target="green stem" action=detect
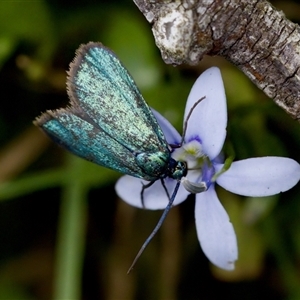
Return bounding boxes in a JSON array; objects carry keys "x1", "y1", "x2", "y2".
[{"x1": 53, "y1": 158, "x2": 88, "y2": 299}]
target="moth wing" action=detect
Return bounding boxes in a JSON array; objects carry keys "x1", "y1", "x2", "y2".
[
  {"x1": 35, "y1": 107, "x2": 149, "y2": 179},
  {"x1": 67, "y1": 42, "x2": 168, "y2": 155}
]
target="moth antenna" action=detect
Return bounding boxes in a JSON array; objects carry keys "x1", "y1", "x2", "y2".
[
  {"x1": 127, "y1": 181, "x2": 181, "y2": 274},
  {"x1": 180, "y1": 96, "x2": 206, "y2": 146}
]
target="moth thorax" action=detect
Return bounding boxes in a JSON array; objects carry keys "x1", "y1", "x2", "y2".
[{"x1": 135, "y1": 151, "x2": 170, "y2": 179}]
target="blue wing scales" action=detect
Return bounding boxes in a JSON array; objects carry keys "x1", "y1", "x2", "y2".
[
  {"x1": 67, "y1": 43, "x2": 168, "y2": 155},
  {"x1": 38, "y1": 108, "x2": 149, "y2": 179},
  {"x1": 34, "y1": 42, "x2": 171, "y2": 180}
]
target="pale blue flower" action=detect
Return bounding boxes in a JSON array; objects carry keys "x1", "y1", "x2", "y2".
[{"x1": 116, "y1": 67, "x2": 300, "y2": 270}]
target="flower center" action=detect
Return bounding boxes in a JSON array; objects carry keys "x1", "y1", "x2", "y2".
[{"x1": 171, "y1": 138, "x2": 215, "y2": 192}]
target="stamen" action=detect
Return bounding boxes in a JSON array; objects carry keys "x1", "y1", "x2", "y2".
[{"x1": 181, "y1": 177, "x2": 207, "y2": 194}]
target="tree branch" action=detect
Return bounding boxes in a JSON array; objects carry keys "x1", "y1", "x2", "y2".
[{"x1": 134, "y1": 0, "x2": 300, "y2": 121}]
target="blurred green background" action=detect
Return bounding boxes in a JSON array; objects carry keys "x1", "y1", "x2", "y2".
[{"x1": 0, "y1": 0, "x2": 300, "y2": 299}]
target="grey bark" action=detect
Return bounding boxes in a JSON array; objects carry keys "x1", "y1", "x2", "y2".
[{"x1": 133, "y1": 0, "x2": 300, "y2": 121}]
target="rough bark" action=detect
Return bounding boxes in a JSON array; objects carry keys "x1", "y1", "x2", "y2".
[{"x1": 133, "y1": 0, "x2": 300, "y2": 121}]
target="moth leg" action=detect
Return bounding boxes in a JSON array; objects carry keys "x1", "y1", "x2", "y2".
[
  {"x1": 140, "y1": 179, "x2": 171, "y2": 208},
  {"x1": 160, "y1": 178, "x2": 171, "y2": 201},
  {"x1": 140, "y1": 180, "x2": 155, "y2": 208}
]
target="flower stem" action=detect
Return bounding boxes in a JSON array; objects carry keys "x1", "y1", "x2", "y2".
[{"x1": 53, "y1": 157, "x2": 88, "y2": 299}]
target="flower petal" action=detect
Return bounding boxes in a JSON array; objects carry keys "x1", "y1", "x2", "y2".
[
  {"x1": 215, "y1": 157, "x2": 300, "y2": 197},
  {"x1": 115, "y1": 175, "x2": 190, "y2": 209},
  {"x1": 184, "y1": 67, "x2": 227, "y2": 160},
  {"x1": 195, "y1": 186, "x2": 237, "y2": 270},
  {"x1": 152, "y1": 109, "x2": 181, "y2": 144}
]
